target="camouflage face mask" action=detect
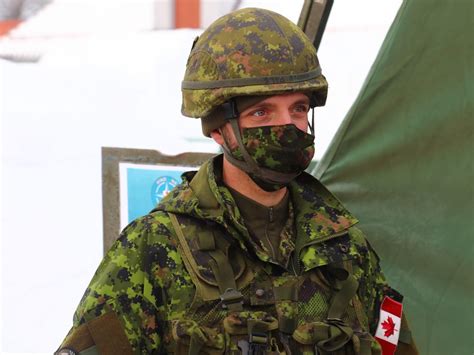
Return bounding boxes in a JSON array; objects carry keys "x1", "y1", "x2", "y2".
[{"x1": 222, "y1": 124, "x2": 315, "y2": 191}]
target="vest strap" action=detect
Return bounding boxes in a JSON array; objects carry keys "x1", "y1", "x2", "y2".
[
  {"x1": 207, "y1": 238, "x2": 244, "y2": 312},
  {"x1": 273, "y1": 286, "x2": 298, "y2": 301},
  {"x1": 274, "y1": 281, "x2": 299, "y2": 354},
  {"x1": 188, "y1": 332, "x2": 204, "y2": 355},
  {"x1": 327, "y1": 274, "x2": 359, "y2": 320},
  {"x1": 219, "y1": 287, "x2": 244, "y2": 312},
  {"x1": 358, "y1": 336, "x2": 373, "y2": 355},
  {"x1": 197, "y1": 231, "x2": 215, "y2": 251},
  {"x1": 237, "y1": 319, "x2": 275, "y2": 355}
]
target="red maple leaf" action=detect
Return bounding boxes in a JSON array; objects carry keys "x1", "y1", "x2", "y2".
[{"x1": 381, "y1": 316, "x2": 397, "y2": 337}]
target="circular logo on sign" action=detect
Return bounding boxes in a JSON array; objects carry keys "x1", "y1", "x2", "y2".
[{"x1": 151, "y1": 176, "x2": 178, "y2": 205}]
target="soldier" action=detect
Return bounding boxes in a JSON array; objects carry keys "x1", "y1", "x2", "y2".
[{"x1": 56, "y1": 8, "x2": 417, "y2": 355}]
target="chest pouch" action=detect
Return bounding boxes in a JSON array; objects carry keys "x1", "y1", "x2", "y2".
[
  {"x1": 172, "y1": 319, "x2": 226, "y2": 355},
  {"x1": 292, "y1": 265, "x2": 378, "y2": 355}
]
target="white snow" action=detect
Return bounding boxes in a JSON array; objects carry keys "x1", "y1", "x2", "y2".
[{"x1": 1, "y1": 1, "x2": 401, "y2": 353}]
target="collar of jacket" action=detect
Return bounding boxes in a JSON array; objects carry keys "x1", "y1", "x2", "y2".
[{"x1": 155, "y1": 155, "x2": 358, "y2": 266}]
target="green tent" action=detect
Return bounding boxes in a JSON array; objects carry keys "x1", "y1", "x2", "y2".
[{"x1": 312, "y1": 1, "x2": 473, "y2": 354}]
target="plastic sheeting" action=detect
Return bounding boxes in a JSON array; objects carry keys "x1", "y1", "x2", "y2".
[{"x1": 312, "y1": 1, "x2": 473, "y2": 354}]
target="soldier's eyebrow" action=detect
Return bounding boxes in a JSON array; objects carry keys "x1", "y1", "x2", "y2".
[
  {"x1": 242, "y1": 101, "x2": 274, "y2": 114},
  {"x1": 250, "y1": 102, "x2": 273, "y2": 110},
  {"x1": 242, "y1": 97, "x2": 311, "y2": 114}
]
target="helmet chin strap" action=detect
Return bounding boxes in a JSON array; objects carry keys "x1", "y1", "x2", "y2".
[
  {"x1": 308, "y1": 92, "x2": 317, "y2": 136},
  {"x1": 220, "y1": 100, "x2": 300, "y2": 186}
]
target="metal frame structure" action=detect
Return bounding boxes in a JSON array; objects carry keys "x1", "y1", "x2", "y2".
[
  {"x1": 101, "y1": 147, "x2": 214, "y2": 254},
  {"x1": 298, "y1": 0, "x2": 334, "y2": 50}
]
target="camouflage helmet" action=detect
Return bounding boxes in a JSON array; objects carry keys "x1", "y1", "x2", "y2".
[{"x1": 181, "y1": 7, "x2": 328, "y2": 119}]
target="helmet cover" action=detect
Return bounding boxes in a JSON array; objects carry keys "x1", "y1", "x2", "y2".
[{"x1": 181, "y1": 7, "x2": 328, "y2": 119}]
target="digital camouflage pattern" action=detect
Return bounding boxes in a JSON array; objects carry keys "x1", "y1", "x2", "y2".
[
  {"x1": 181, "y1": 8, "x2": 328, "y2": 118},
  {"x1": 60, "y1": 156, "x2": 409, "y2": 354},
  {"x1": 230, "y1": 124, "x2": 315, "y2": 174}
]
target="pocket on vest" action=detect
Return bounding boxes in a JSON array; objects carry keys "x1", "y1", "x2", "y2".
[{"x1": 172, "y1": 319, "x2": 225, "y2": 354}]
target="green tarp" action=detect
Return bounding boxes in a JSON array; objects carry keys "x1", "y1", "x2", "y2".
[{"x1": 312, "y1": 1, "x2": 473, "y2": 354}]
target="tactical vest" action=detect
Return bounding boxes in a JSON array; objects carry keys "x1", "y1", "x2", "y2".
[{"x1": 167, "y1": 213, "x2": 383, "y2": 355}]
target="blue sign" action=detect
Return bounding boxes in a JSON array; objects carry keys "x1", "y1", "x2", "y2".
[
  {"x1": 150, "y1": 176, "x2": 179, "y2": 206},
  {"x1": 119, "y1": 163, "x2": 193, "y2": 227}
]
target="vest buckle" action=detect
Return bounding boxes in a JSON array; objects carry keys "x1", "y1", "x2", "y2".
[
  {"x1": 220, "y1": 288, "x2": 244, "y2": 311},
  {"x1": 238, "y1": 332, "x2": 268, "y2": 355}
]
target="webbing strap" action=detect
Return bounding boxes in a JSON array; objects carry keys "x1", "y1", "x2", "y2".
[
  {"x1": 317, "y1": 321, "x2": 354, "y2": 352},
  {"x1": 351, "y1": 333, "x2": 375, "y2": 355},
  {"x1": 274, "y1": 282, "x2": 299, "y2": 354},
  {"x1": 197, "y1": 231, "x2": 215, "y2": 251},
  {"x1": 278, "y1": 316, "x2": 298, "y2": 334},
  {"x1": 208, "y1": 248, "x2": 244, "y2": 312},
  {"x1": 319, "y1": 274, "x2": 359, "y2": 352},
  {"x1": 227, "y1": 118, "x2": 261, "y2": 176},
  {"x1": 169, "y1": 212, "x2": 243, "y2": 312},
  {"x1": 327, "y1": 274, "x2": 359, "y2": 320},
  {"x1": 208, "y1": 249, "x2": 238, "y2": 292},
  {"x1": 358, "y1": 336, "x2": 373, "y2": 355},
  {"x1": 188, "y1": 333, "x2": 204, "y2": 355},
  {"x1": 248, "y1": 319, "x2": 274, "y2": 336},
  {"x1": 237, "y1": 320, "x2": 275, "y2": 354},
  {"x1": 273, "y1": 286, "x2": 297, "y2": 301}
]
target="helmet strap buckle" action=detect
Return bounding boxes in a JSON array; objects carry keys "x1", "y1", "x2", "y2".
[
  {"x1": 309, "y1": 92, "x2": 318, "y2": 108},
  {"x1": 222, "y1": 99, "x2": 239, "y2": 120}
]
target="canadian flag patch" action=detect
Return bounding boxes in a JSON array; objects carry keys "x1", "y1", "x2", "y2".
[{"x1": 375, "y1": 296, "x2": 403, "y2": 355}]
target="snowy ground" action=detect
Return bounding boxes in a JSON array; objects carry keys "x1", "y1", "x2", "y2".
[{"x1": 1, "y1": 1, "x2": 401, "y2": 353}]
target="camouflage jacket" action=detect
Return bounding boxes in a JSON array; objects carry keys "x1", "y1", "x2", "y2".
[{"x1": 59, "y1": 156, "x2": 415, "y2": 355}]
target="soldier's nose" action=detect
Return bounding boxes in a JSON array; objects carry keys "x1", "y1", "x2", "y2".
[{"x1": 274, "y1": 110, "x2": 293, "y2": 125}]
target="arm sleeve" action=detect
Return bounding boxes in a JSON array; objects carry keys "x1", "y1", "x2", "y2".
[
  {"x1": 362, "y1": 236, "x2": 419, "y2": 354},
  {"x1": 58, "y1": 214, "x2": 178, "y2": 354}
]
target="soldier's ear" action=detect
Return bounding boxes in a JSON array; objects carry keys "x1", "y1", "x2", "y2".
[{"x1": 210, "y1": 128, "x2": 225, "y2": 145}]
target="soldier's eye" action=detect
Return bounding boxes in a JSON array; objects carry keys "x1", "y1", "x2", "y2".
[
  {"x1": 293, "y1": 104, "x2": 309, "y2": 113},
  {"x1": 251, "y1": 109, "x2": 267, "y2": 117}
]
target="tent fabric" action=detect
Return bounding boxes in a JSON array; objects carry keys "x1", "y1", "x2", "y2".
[{"x1": 312, "y1": 1, "x2": 473, "y2": 354}]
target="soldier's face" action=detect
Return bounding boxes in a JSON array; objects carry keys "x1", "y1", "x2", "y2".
[
  {"x1": 212, "y1": 92, "x2": 311, "y2": 149},
  {"x1": 238, "y1": 92, "x2": 310, "y2": 130}
]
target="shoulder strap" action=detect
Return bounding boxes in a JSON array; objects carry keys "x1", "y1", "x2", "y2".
[
  {"x1": 170, "y1": 213, "x2": 247, "y2": 355},
  {"x1": 326, "y1": 263, "x2": 359, "y2": 321},
  {"x1": 208, "y1": 245, "x2": 244, "y2": 312},
  {"x1": 169, "y1": 212, "x2": 245, "y2": 311}
]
